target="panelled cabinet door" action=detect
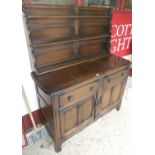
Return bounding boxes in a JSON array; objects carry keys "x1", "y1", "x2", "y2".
[
  {"x1": 59, "y1": 95, "x2": 96, "y2": 140},
  {"x1": 99, "y1": 70, "x2": 128, "y2": 115}
]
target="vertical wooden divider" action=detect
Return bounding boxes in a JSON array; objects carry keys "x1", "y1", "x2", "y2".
[{"x1": 73, "y1": 6, "x2": 80, "y2": 58}]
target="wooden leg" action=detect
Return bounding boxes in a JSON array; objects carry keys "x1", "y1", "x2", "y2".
[
  {"x1": 53, "y1": 130, "x2": 62, "y2": 152},
  {"x1": 54, "y1": 143, "x2": 62, "y2": 152},
  {"x1": 116, "y1": 104, "x2": 121, "y2": 111},
  {"x1": 52, "y1": 99, "x2": 62, "y2": 152}
]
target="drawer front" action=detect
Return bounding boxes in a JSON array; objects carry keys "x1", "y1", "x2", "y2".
[
  {"x1": 59, "y1": 81, "x2": 98, "y2": 108},
  {"x1": 104, "y1": 70, "x2": 128, "y2": 89}
]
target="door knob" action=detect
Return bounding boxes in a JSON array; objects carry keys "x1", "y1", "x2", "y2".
[{"x1": 68, "y1": 95, "x2": 74, "y2": 101}]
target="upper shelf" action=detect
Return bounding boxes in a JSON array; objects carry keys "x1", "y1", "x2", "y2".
[
  {"x1": 27, "y1": 15, "x2": 110, "y2": 19},
  {"x1": 23, "y1": 4, "x2": 112, "y2": 74},
  {"x1": 23, "y1": 4, "x2": 111, "y2": 16}
]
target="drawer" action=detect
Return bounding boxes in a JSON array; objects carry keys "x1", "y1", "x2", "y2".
[
  {"x1": 104, "y1": 70, "x2": 128, "y2": 88},
  {"x1": 59, "y1": 81, "x2": 98, "y2": 108}
]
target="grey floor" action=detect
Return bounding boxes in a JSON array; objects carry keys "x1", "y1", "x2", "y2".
[{"x1": 23, "y1": 83, "x2": 132, "y2": 155}]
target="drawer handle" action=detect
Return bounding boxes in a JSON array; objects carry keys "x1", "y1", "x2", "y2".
[
  {"x1": 107, "y1": 79, "x2": 110, "y2": 82},
  {"x1": 89, "y1": 86, "x2": 94, "y2": 91},
  {"x1": 68, "y1": 95, "x2": 74, "y2": 102}
]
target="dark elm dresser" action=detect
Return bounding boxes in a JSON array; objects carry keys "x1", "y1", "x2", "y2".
[{"x1": 22, "y1": 4, "x2": 131, "y2": 152}]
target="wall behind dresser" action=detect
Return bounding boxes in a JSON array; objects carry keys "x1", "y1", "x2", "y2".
[{"x1": 22, "y1": 28, "x2": 38, "y2": 116}]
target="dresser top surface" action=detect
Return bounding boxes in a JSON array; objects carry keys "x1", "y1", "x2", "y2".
[{"x1": 32, "y1": 55, "x2": 130, "y2": 94}]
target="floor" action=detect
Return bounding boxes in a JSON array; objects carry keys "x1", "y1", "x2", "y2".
[{"x1": 23, "y1": 80, "x2": 132, "y2": 155}]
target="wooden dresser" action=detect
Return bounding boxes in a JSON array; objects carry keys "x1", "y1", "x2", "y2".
[{"x1": 23, "y1": 4, "x2": 131, "y2": 152}]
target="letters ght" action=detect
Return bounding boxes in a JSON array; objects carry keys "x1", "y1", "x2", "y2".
[{"x1": 111, "y1": 24, "x2": 132, "y2": 53}]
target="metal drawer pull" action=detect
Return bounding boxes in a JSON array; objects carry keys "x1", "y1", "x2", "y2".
[
  {"x1": 89, "y1": 86, "x2": 94, "y2": 91},
  {"x1": 68, "y1": 95, "x2": 74, "y2": 101}
]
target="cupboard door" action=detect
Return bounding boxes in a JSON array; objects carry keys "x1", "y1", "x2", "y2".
[
  {"x1": 100, "y1": 70, "x2": 128, "y2": 115},
  {"x1": 59, "y1": 95, "x2": 96, "y2": 140}
]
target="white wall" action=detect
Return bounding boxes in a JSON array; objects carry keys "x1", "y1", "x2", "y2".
[
  {"x1": 22, "y1": 23, "x2": 38, "y2": 116},
  {"x1": 123, "y1": 54, "x2": 132, "y2": 62}
]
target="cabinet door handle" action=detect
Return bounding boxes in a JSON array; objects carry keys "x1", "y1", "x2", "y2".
[
  {"x1": 97, "y1": 97, "x2": 102, "y2": 106},
  {"x1": 68, "y1": 95, "x2": 74, "y2": 101},
  {"x1": 95, "y1": 97, "x2": 102, "y2": 106},
  {"x1": 100, "y1": 97, "x2": 102, "y2": 105},
  {"x1": 95, "y1": 98, "x2": 99, "y2": 105}
]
